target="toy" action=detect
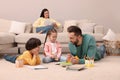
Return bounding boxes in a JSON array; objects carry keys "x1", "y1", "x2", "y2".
[{"x1": 85, "y1": 56, "x2": 94, "y2": 67}]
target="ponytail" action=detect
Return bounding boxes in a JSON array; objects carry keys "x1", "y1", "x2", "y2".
[{"x1": 43, "y1": 28, "x2": 57, "y2": 55}]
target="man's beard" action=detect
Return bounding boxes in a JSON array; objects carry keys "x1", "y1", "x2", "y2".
[{"x1": 72, "y1": 39, "x2": 79, "y2": 47}]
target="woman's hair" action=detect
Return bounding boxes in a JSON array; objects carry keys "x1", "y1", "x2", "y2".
[
  {"x1": 25, "y1": 38, "x2": 41, "y2": 50},
  {"x1": 67, "y1": 26, "x2": 82, "y2": 36},
  {"x1": 43, "y1": 28, "x2": 57, "y2": 48},
  {"x1": 40, "y1": 8, "x2": 49, "y2": 18}
]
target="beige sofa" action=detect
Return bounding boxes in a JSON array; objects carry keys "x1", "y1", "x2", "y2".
[
  {"x1": 0, "y1": 18, "x2": 32, "y2": 53},
  {"x1": 15, "y1": 19, "x2": 105, "y2": 53},
  {"x1": 0, "y1": 18, "x2": 105, "y2": 54}
]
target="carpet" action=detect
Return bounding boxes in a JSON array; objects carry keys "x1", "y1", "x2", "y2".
[{"x1": 0, "y1": 56, "x2": 120, "y2": 80}]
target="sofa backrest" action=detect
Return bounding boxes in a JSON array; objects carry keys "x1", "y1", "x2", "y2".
[{"x1": 0, "y1": 18, "x2": 32, "y2": 33}]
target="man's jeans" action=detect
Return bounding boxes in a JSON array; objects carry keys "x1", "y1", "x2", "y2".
[{"x1": 97, "y1": 45, "x2": 106, "y2": 58}]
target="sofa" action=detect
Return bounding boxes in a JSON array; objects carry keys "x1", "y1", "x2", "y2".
[
  {"x1": 0, "y1": 18, "x2": 32, "y2": 53},
  {"x1": 0, "y1": 18, "x2": 105, "y2": 54}
]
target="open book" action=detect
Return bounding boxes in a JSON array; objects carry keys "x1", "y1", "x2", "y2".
[
  {"x1": 66, "y1": 65, "x2": 85, "y2": 71},
  {"x1": 26, "y1": 65, "x2": 48, "y2": 70}
]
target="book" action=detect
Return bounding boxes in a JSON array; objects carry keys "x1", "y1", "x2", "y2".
[
  {"x1": 61, "y1": 62, "x2": 72, "y2": 67},
  {"x1": 66, "y1": 65, "x2": 85, "y2": 71},
  {"x1": 26, "y1": 65, "x2": 48, "y2": 70}
]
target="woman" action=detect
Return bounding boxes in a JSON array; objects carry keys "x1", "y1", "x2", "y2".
[{"x1": 33, "y1": 8, "x2": 61, "y2": 34}]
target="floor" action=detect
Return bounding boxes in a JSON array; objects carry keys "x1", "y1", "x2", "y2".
[{"x1": 0, "y1": 55, "x2": 120, "y2": 80}]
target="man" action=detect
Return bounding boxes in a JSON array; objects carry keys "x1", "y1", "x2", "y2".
[{"x1": 67, "y1": 26, "x2": 105, "y2": 64}]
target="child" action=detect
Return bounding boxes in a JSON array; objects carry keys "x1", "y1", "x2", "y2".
[
  {"x1": 4, "y1": 38, "x2": 41, "y2": 66},
  {"x1": 43, "y1": 28, "x2": 66, "y2": 63}
]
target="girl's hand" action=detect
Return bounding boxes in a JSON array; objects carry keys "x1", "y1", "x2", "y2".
[
  {"x1": 32, "y1": 50, "x2": 39, "y2": 55},
  {"x1": 66, "y1": 53, "x2": 72, "y2": 62}
]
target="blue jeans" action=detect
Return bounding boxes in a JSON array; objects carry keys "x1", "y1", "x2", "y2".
[
  {"x1": 4, "y1": 55, "x2": 18, "y2": 63},
  {"x1": 36, "y1": 25, "x2": 54, "y2": 34},
  {"x1": 42, "y1": 56, "x2": 66, "y2": 63},
  {"x1": 97, "y1": 45, "x2": 106, "y2": 58}
]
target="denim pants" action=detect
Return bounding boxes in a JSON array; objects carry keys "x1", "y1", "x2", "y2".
[
  {"x1": 36, "y1": 25, "x2": 54, "y2": 34},
  {"x1": 97, "y1": 45, "x2": 106, "y2": 58},
  {"x1": 4, "y1": 55, "x2": 18, "y2": 63},
  {"x1": 42, "y1": 56, "x2": 66, "y2": 63}
]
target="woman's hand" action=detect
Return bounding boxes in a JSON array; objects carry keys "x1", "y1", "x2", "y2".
[{"x1": 52, "y1": 22, "x2": 58, "y2": 28}]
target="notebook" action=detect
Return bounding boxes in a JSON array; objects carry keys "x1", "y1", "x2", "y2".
[{"x1": 26, "y1": 65, "x2": 48, "y2": 70}]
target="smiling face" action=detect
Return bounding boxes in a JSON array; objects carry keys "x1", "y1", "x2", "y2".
[
  {"x1": 44, "y1": 11, "x2": 49, "y2": 19},
  {"x1": 68, "y1": 32, "x2": 82, "y2": 46},
  {"x1": 48, "y1": 32, "x2": 57, "y2": 43}
]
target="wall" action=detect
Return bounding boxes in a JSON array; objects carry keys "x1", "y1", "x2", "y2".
[{"x1": 0, "y1": 0, "x2": 120, "y2": 33}]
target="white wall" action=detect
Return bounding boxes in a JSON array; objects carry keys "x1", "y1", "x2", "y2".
[{"x1": 0, "y1": 0, "x2": 120, "y2": 33}]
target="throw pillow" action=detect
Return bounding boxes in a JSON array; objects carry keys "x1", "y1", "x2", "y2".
[
  {"x1": 9, "y1": 21, "x2": 26, "y2": 34},
  {"x1": 78, "y1": 23, "x2": 96, "y2": 33},
  {"x1": 102, "y1": 29, "x2": 117, "y2": 41},
  {"x1": 63, "y1": 20, "x2": 78, "y2": 32}
]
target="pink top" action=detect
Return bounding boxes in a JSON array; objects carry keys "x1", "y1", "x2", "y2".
[{"x1": 44, "y1": 41, "x2": 62, "y2": 58}]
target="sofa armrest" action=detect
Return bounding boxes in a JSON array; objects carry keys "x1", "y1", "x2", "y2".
[
  {"x1": 32, "y1": 27, "x2": 36, "y2": 33},
  {"x1": 24, "y1": 23, "x2": 33, "y2": 33}
]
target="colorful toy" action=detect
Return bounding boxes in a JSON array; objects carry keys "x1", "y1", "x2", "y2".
[{"x1": 85, "y1": 56, "x2": 94, "y2": 67}]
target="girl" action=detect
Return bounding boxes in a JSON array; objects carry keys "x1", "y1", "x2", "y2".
[
  {"x1": 33, "y1": 8, "x2": 61, "y2": 34},
  {"x1": 43, "y1": 28, "x2": 66, "y2": 63},
  {"x1": 4, "y1": 38, "x2": 41, "y2": 66}
]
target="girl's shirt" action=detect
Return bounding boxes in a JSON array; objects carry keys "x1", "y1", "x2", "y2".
[
  {"x1": 44, "y1": 41, "x2": 61, "y2": 58},
  {"x1": 51, "y1": 43, "x2": 57, "y2": 55},
  {"x1": 33, "y1": 17, "x2": 61, "y2": 28},
  {"x1": 16, "y1": 51, "x2": 41, "y2": 66}
]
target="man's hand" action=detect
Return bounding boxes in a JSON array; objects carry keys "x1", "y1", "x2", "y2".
[{"x1": 71, "y1": 57, "x2": 79, "y2": 64}]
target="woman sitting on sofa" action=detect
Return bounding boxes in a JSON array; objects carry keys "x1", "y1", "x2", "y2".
[{"x1": 33, "y1": 8, "x2": 61, "y2": 34}]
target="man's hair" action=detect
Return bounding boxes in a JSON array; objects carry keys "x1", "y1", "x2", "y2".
[
  {"x1": 67, "y1": 26, "x2": 82, "y2": 36},
  {"x1": 25, "y1": 38, "x2": 41, "y2": 50}
]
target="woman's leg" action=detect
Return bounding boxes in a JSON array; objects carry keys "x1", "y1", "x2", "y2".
[
  {"x1": 42, "y1": 25, "x2": 54, "y2": 33},
  {"x1": 42, "y1": 56, "x2": 54, "y2": 63},
  {"x1": 4, "y1": 55, "x2": 18, "y2": 63},
  {"x1": 36, "y1": 27, "x2": 44, "y2": 33},
  {"x1": 97, "y1": 45, "x2": 106, "y2": 58},
  {"x1": 36, "y1": 25, "x2": 54, "y2": 34}
]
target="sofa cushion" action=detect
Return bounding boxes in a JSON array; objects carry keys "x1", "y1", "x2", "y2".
[
  {"x1": 63, "y1": 20, "x2": 78, "y2": 32},
  {"x1": 9, "y1": 21, "x2": 26, "y2": 34},
  {"x1": 103, "y1": 29, "x2": 117, "y2": 41},
  {"x1": 94, "y1": 25, "x2": 104, "y2": 34},
  {"x1": 0, "y1": 32, "x2": 15, "y2": 44},
  {"x1": 15, "y1": 33, "x2": 46, "y2": 44},
  {"x1": 24, "y1": 23, "x2": 33, "y2": 33},
  {"x1": 78, "y1": 23, "x2": 96, "y2": 33},
  {"x1": 57, "y1": 33, "x2": 69, "y2": 43}
]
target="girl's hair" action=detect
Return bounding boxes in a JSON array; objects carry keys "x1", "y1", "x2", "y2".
[
  {"x1": 40, "y1": 8, "x2": 49, "y2": 18},
  {"x1": 25, "y1": 38, "x2": 41, "y2": 50},
  {"x1": 43, "y1": 28, "x2": 57, "y2": 48}
]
